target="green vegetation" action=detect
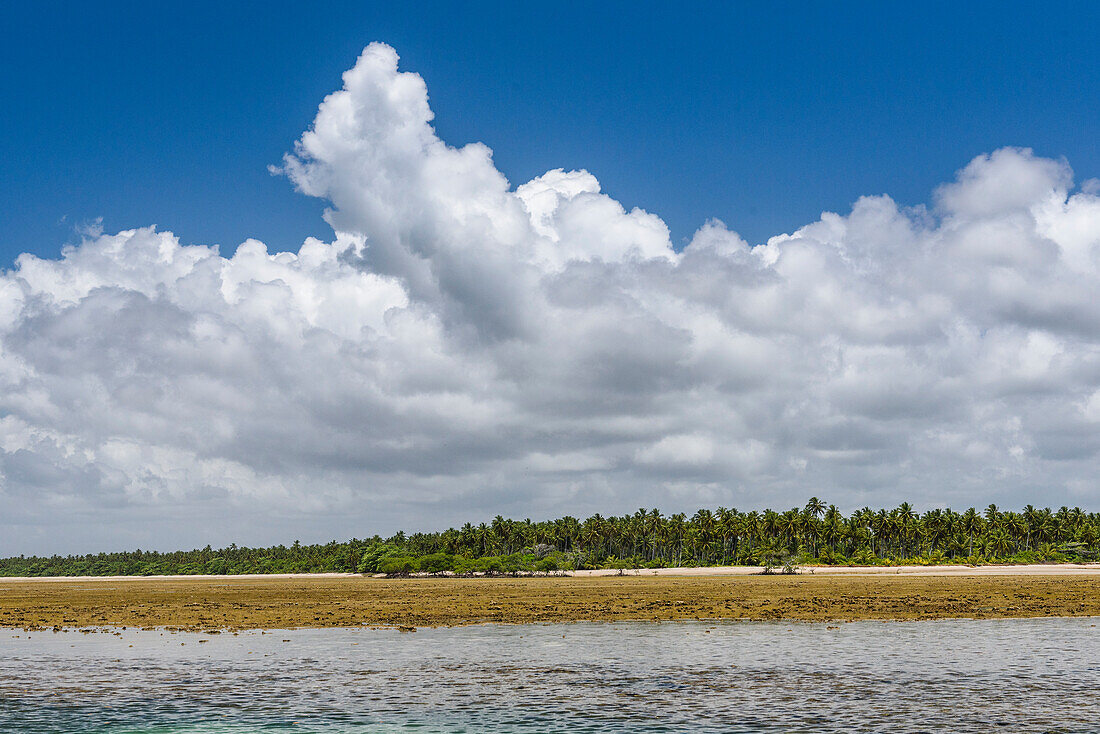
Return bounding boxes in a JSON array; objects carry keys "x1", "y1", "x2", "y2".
[{"x1": 2, "y1": 500, "x2": 1098, "y2": 577}]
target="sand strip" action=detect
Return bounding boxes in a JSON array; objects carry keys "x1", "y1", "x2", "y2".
[
  {"x1": 570, "y1": 563, "x2": 1100, "y2": 577},
  {"x1": 3, "y1": 563, "x2": 1099, "y2": 583}
]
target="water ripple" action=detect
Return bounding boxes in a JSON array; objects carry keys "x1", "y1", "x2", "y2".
[{"x1": 1, "y1": 618, "x2": 1098, "y2": 733}]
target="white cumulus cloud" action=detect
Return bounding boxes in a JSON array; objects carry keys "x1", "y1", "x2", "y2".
[{"x1": 3, "y1": 42, "x2": 1100, "y2": 553}]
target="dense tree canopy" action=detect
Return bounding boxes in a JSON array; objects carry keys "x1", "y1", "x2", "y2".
[{"x1": 2, "y1": 500, "x2": 1098, "y2": 577}]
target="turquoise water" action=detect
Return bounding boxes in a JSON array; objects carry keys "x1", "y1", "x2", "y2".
[{"x1": 2, "y1": 618, "x2": 1099, "y2": 732}]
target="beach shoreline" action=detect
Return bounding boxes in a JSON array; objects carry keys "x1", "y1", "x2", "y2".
[
  {"x1": 3, "y1": 562, "x2": 1100, "y2": 583},
  {"x1": 574, "y1": 562, "x2": 1100, "y2": 577}
]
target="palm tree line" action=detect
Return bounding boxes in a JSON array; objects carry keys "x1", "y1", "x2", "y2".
[
  {"x1": 394, "y1": 500, "x2": 1100, "y2": 567},
  {"x1": 4, "y1": 499, "x2": 1096, "y2": 577}
]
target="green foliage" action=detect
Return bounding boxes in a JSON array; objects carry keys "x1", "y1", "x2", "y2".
[
  {"x1": 533, "y1": 557, "x2": 559, "y2": 573},
  {"x1": 2, "y1": 501, "x2": 1098, "y2": 577},
  {"x1": 377, "y1": 556, "x2": 418, "y2": 576},
  {"x1": 417, "y1": 553, "x2": 455, "y2": 575},
  {"x1": 357, "y1": 543, "x2": 403, "y2": 574}
]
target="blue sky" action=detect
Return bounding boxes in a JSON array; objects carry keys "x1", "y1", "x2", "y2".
[
  {"x1": 3, "y1": 2, "x2": 1100, "y2": 553},
  {"x1": 3, "y1": 1, "x2": 1098, "y2": 264}
]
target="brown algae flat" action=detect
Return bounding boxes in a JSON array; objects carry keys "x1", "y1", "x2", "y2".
[{"x1": 3, "y1": 574, "x2": 1100, "y2": 631}]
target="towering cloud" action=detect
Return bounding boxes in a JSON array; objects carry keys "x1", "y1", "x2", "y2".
[{"x1": 2, "y1": 44, "x2": 1098, "y2": 552}]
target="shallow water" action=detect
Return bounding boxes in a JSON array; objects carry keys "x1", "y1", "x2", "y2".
[{"x1": 1, "y1": 618, "x2": 1098, "y2": 732}]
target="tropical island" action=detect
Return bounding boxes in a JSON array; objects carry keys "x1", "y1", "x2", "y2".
[
  {"x1": 3, "y1": 500, "x2": 1100, "y2": 630},
  {"x1": 3, "y1": 500, "x2": 1098, "y2": 577}
]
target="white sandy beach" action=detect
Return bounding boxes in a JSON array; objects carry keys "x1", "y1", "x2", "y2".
[
  {"x1": 567, "y1": 563, "x2": 1100, "y2": 577},
  {"x1": 3, "y1": 563, "x2": 1100, "y2": 583},
  {"x1": 0, "y1": 572, "x2": 363, "y2": 583}
]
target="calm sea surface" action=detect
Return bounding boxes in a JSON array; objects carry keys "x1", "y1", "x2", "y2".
[{"x1": 1, "y1": 618, "x2": 1098, "y2": 733}]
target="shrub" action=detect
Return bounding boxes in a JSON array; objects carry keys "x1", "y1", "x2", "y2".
[
  {"x1": 452, "y1": 556, "x2": 478, "y2": 575},
  {"x1": 533, "y1": 557, "x2": 558, "y2": 573},
  {"x1": 418, "y1": 553, "x2": 455, "y2": 575},
  {"x1": 378, "y1": 556, "x2": 418, "y2": 576},
  {"x1": 357, "y1": 543, "x2": 404, "y2": 574}
]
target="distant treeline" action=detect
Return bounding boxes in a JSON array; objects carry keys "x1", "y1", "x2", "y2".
[{"x1": 2, "y1": 500, "x2": 1099, "y2": 577}]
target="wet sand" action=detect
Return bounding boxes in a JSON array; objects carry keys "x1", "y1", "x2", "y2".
[{"x1": 2, "y1": 573, "x2": 1099, "y2": 630}]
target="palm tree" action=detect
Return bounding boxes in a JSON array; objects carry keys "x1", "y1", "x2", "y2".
[
  {"x1": 985, "y1": 504, "x2": 1000, "y2": 524},
  {"x1": 962, "y1": 508, "x2": 981, "y2": 558},
  {"x1": 669, "y1": 513, "x2": 687, "y2": 566},
  {"x1": 989, "y1": 529, "x2": 1013, "y2": 559},
  {"x1": 715, "y1": 507, "x2": 735, "y2": 562}
]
